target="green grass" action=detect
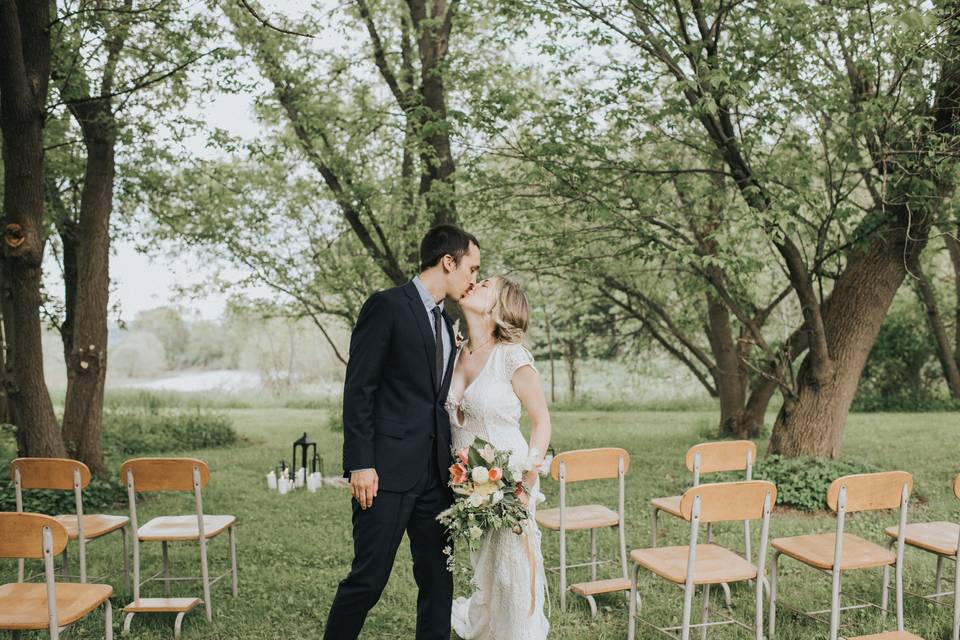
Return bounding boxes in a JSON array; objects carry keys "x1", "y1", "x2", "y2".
[{"x1": 8, "y1": 409, "x2": 960, "y2": 638}]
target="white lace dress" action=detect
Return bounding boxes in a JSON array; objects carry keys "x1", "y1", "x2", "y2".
[{"x1": 446, "y1": 342, "x2": 550, "y2": 640}]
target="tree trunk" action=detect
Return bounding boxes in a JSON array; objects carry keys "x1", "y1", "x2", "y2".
[
  {"x1": 0, "y1": 0, "x2": 67, "y2": 458},
  {"x1": 947, "y1": 226, "x2": 960, "y2": 370},
  {"x1": 59, "y1": 103, "x2": 115, "y2": 477},
  {"x1": 914, "y1": 259, "x2": 960, "y2": 397},
  {"x1": 703, "y1": 293, "x2": 753, "y2": 437},
  {"x1": 769, "y1": 229, "x2": 927, "y2": 458},
  {"x1": 563, "y1": 339, "x2": 577, "y2": 401},
  {"x1": 406, "y1": 0, "x2": 457, "y2": 225}
]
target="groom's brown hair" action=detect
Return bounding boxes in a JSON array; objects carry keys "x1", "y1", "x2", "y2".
[{"x1": 419, "y1": 224, "x2": 480, "y2": 271}]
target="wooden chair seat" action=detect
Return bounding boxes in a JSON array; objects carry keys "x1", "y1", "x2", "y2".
[
  {"x1": 138, "y1": 515, "x2": 236, "y2": 541},
  {"x1": 53, "y1": 513, "x2": 129, "y2": 540},
  {"x1": 535, "y1": 504, "x2": 619, "y2": 531},
  {"x1": 630, "y1": 544, "x2": 758, "y2": 585},
  {"x1": 772, "y1": 533, "x2": 895, "y2": 571},
  {"x1": 0, "y1": 582, "x2": 112, "y2": 630},
  {"x1": 848, "y1": 632, "x2": 925, "y2": 640},
  {"x1": 650, "y1": 495, "x2": 683, "y2": 517},
  {"x1": 883, "y1": 522, "x2": 959, "y2": 557},
  {"x1": 569, "y1": 577, "x2": 632, "y2": 597},
  {"x1": 124, "y1": 597, "x2": 201, "y2": 613}
]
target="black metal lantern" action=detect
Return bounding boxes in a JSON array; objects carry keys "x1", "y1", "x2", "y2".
[
  {"x1": 292, "y1": 432, "x2": 316, "y2": 478},
  {"x1": 312, "y1": 452, "x2": 324, "y2": 477}
]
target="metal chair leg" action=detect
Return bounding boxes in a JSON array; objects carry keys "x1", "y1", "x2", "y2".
[
  {"x1": 628, "y1": 563, "x2": 640, "y2": 640},
  {"x1": 720, "y1": 582, "x2": 732, "y2": 609},
  {"x1": 586, "y1": 594, "x2": 597, "y2": 617},
  {"x1": 768, "y1": 551, "x2": 779, "y2": 638},
  {"x1": 699, "y1": 583, "x2": 711, "y2": 640},
  {"x1": 590, "y1": 528, "x2": 598, "y2": 582},
  {"x1": 881, "y1": 563, "x2": 890, "y2": 618},
  {"x1": 123, "y1": 612, "x2": 135, "y2": 636},
  {"x1": 162, "y1": 541, "x2": 171, "y2": 596},
  {"x1": 936, "y1": 555, "x2": 945, "y2": 600},
  {"x1": 559, "y1": 527, "x2": 567, "y2": 611},
  {"x1": 174, "y1": 611, "x2": 188, "y2": 639},
  {"x1": 651, "y1": 507, "x2": 660, "y2": 547},
  {"x1": 953, "y1": 550, "x2": 959, "y2": 640},
  {"x1": 105, "y1": 599, "x2": 113, "y2": 640},
  {"x1": 229, "y1": 525, "x2": 239, "y2": 597},
  {"x1": 199, "y1": 536, "x2": 212, "y2": 622},
  {"x1": 121, "y1": 526, "x2": 131, "y2": 600}
]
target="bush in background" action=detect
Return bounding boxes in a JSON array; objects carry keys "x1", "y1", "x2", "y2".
[
  {"x1": 0, "y1": 402, "x2": 238, "y2": 512},
  {"x1": 754, "y1": 455, "x2": 878, "y2": 512},
  {"x1": 104, "y1": 408, "x2": 236, "y2": 457},
  {"x1": 854, "y1": 301, "x2": 958, "y2": 412}
]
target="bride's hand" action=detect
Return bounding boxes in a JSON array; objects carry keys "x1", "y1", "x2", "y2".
[{"x1": 517, "y1": 488, "x2": 530, "y2": 508}]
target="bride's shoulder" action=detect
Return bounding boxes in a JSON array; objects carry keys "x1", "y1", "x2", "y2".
[{"x1": 499, "y1": 342, "x2": 536, "y2": 378}]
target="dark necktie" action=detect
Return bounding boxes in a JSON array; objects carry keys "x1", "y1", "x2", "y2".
[{"x1": 431, "y1": 306, "x2": 444, "y2": 391}]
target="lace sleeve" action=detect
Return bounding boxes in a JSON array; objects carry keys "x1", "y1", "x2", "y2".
[{"x1": 504, "y1": 343, "x2": 536, "y2": 380}]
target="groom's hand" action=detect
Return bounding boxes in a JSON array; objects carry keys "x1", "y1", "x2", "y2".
[{"x1": 351, "y1": 469, "x2": 379, "y2": 509}]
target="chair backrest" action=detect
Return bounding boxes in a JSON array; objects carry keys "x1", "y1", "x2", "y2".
[
  {"x1": 120, "y1": 457, "x2": 210, "y2": 492},
  {"x1": 685, "y1": 440, "x2": 756, "y2": 475},
  {"x1": 549, "y1": 448, "x2": 630, "y2": 483},
  {"x1": 680, "y1": 481, "x2": 777, "y2": 523},
  {"x1": 11, "y1": 457, "x2": 91, "y2": 490},
  {"x1": 827, "y1": 471, "x2": 913, "y2": 514},
  {"x1": 0, "y1": 512, "x2": 69, "y2": 559}
]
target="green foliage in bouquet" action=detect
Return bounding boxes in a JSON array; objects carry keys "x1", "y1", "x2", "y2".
[{"x1": 437, "y1": 438, "x2": 537, "y2": 576}]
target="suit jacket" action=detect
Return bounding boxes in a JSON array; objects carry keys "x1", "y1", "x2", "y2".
[{"x1": 341, "y1": 280, "x2": 457, "y2": 493}]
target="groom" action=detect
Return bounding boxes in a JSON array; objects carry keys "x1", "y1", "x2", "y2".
[{"x1": 324, "y1": 224, "x2": 481, "y2": 640}]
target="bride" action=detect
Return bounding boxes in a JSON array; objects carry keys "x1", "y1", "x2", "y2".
[{"x1": 446, "y1": 276, "x2": 552, "y2": 640}]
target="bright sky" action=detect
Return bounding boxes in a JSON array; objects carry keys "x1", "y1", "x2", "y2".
[
  {"x1": 111, "y1": 90, "x2": 261, "y2": 321},
  {"x1": 109, "y1": 1, "x2": 315, "y2": 322}
]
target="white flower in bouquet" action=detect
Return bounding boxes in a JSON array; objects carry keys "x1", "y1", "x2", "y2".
[
  {"x1": 469, "y1": 526, "x2": 484, "y2": 539},
  {"x1": 491, "y1": 490, "x2": 504, "y2": 505},
  {"x1": 479, "y1": 444, "x2": 496, "y2": 464},
  {"x1": 471, "y1": 466, "x2": 489, "y2": 484},
  {"x1": 467, "y1": 493, "x2": 486, "y2": 508}
]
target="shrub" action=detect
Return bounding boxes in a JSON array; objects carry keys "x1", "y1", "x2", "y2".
[
  {"x1": 0, "y1": 476, "x2": 127, "y2": 513},
  {"x1": 103, "y1": 408, "x2": 237, "y2": 456},
  {"x1": 853, "y1": 301, "x2": 955, "y2": 412},
  {"x1": 751, "y1": 455, "x2": 878, "y2": 512}
]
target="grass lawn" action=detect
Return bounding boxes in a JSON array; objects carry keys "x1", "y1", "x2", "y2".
[{"x1": 10, "y1": 409, "x2": 960, "y2": 639}]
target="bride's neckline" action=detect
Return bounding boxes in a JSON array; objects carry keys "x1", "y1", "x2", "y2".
[{"x1": 450, "y1": 341, "x2": 500, "y2": 405}]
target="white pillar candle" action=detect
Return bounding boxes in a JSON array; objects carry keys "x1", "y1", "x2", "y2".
[
  {"x1": 306, "y1": 474, "x2": 317, "y2": 493},
  {"x1": 266, "y1": 470, "x2": 277, "y2": 490},
  {"x1": 278, "y1": 477, "x2": 289, "y2": 495}
]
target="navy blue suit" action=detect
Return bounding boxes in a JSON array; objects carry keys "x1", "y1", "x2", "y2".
[{"x1": 324, "y1": 281, "x2": 456, "y2": 639}]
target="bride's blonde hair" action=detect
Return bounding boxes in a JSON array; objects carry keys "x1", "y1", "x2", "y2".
[{"x1": 490, "y1": 276, "x2": 529, "y2": 344}]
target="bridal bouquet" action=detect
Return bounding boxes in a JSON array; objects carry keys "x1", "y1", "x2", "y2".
[{"x1": 437, "y1": 437, "x2": 550, "y2": 574}]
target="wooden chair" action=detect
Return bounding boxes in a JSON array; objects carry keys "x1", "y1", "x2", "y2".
[
  {"x1": 769, "y1": 471, "x2": 920, "y2": 640},
  {"x1": 878, "y1": 473, "x2": 960, "y2": 640},
  {"x1": 628, "y1": 480, "x2": 776, "y2": 640},
  {"x1": 650, "y1": 441, "x2": 756, "y2": 558},
  {"x1": 11, "y1": 458, "x2": 130, "y2": 598},
  {"x1": 120, "y1": 458, "x2": 238, "y2": 637},
  {"x1": 534, "y1": 447, "x2": 630, "y2": 614},
  {"x1": 0, "y1": 512, "x2": 114, "y2": 639}
]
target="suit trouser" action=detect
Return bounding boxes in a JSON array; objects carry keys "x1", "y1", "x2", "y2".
[{"x1": 323, "y1": 453, "x2": 453, "y2": 640}]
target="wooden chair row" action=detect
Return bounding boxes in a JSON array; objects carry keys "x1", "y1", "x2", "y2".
[
  {"x1": 2, "y1": 457, "x2": 238, "y2": 639},
  {"x1": 537, "y1": 446, "x2": 958, "y2": 640}
]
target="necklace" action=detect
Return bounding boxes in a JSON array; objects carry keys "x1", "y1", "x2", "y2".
[{"x1": 467, "y1": 336, "x2": 496, "y2": 355}]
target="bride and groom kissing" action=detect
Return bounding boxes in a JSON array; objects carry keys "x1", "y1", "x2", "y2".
[{"x1": 324, "y1": 224, "x2": 552, "y2": 639}]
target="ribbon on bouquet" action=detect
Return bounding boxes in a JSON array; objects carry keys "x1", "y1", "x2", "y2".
[{"x1": 521, "y1": 520, "x2": 537, "y2": 616}]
